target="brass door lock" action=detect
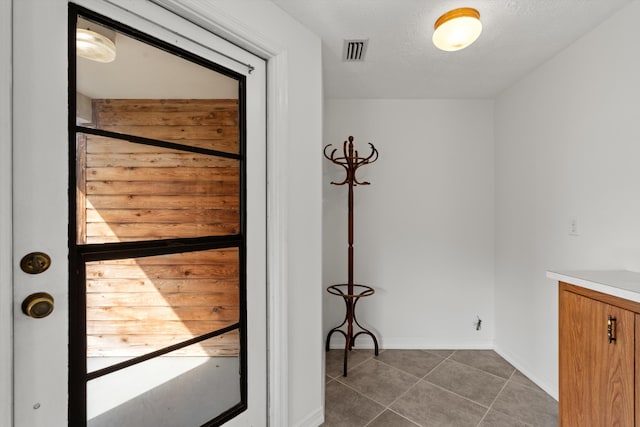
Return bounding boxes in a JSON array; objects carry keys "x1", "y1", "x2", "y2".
[
  {"x1": 22, "y1": 292, "x2": 55, "y2": 318},
  {"x1": 20, "y1": 252, "x2": 51, "y2": 274}
]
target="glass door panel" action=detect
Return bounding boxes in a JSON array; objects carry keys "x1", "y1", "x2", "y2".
[
  {"x1": 85, "y1": 248, "x2": 240, "y2": 369},
  {"x1": 76, "y1": 16, "x2": 240, "y2": 154},
  {"x1": 70, "y1": 5, "x2": 250, "y2": 425},
  {"x1": 87, "y1": 332, "x2": 241, "y2": 426},
  {"x1": 76, "y1": 133, "x2": 240, "y2": 244}
]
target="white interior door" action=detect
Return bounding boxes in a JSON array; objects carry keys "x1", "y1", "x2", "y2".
[{"x1": 13, "y1": 1, "x2": 266, "y2": 425}]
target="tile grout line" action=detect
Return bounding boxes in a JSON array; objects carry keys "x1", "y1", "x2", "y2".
[
  {"x1": 509, "y1": 375, "x2": 553, "y2": 395},
  {"x1": 362, "y1": 407, "x2": 388, "y2": 427},
  {"x1": 379, "y1": 380, "x2": 424, "y2": 426},
  {"x1": 444, "y1": 357, "x2": 515, "y2": 383},
  {"x1": 415, "y1": 353, "x2": 516, "y2": 413},
  {"x1": 363, "y1": 351, "x2": 462, "y2": 427},
  {"x1": 334, "y1": 358, "x2": 421, "y2": 408},
  {"x1": 331, "y1": 363, "x2": 396, "y2": 409},
  {"x1": 369, "y1": 407, "x2": 423, "y2": 427},
  {"x1": 374, "y1": 351, "x2": 501, "y2": 425},
  {"x1": 374, "y1": 351, "x2": 450, "y2": 406},
  {"x1": 326, "y1": 376, "x2": 386, "y2": 426},
  {"x1": 446, "y1": 352, "x2": 552, "y2": 399},
  {"x1": 368, "y1": 351, "x2": 455, "y2": 427},
  {"x1": 324, "y1": 349, "x2": 376, "y2": 381},
  {"x1": 474, "y1": 368, "x2": 518, "y2": 427},
  {"x1": 372, "y1": 349, "x2": 456, "y2": 384},
  {"x1": 419, "y1": 377, "x2": 493, "y2": 410},
  {"x1": 337, "y1": 353, "x2": 445, "y2": 426}
]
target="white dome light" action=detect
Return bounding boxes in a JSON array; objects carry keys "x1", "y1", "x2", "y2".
[
  {"x1": 76, "y1": 28, "x2": 116, "y2": 63},
  {"x1": 433, "y1": 8, "x2": 482, "y2": 52}
]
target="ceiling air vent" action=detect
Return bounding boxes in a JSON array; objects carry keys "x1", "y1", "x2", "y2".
[{"x1": 342, "y1": 39, "x2": 368, "y2": 62}]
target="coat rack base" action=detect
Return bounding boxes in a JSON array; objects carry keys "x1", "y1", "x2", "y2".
[{"x1": 325, "y1": 284, "x2": 379, "y2": 377}]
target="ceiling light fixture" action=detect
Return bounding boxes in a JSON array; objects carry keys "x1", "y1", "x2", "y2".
[
  {"x1": 433, "y1": 7, "x2": 482, "y2": 52},
  {"x1": 76, "y1": 28, "x2": 116, "y2": 63}
]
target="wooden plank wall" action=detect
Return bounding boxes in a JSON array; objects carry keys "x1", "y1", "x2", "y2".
[{"x1": 79, "y1": 99, "x2": 241, "y2": 358}]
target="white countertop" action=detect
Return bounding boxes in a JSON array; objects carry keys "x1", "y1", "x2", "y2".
[{"x1": 547, "y1": 270, "x2": 640, "y2": 303}]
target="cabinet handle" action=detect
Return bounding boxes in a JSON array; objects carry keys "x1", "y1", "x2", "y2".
[{"x1": 607, "y1": 315, "x2": 617, "y2": 344}]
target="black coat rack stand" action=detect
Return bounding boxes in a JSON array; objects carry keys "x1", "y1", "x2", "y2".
[{"x1": 324, "y1": 136, "x2": 379, "y2": 377}]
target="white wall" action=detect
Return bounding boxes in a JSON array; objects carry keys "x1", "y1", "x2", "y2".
[
  {"x1": 324, "y1": 99, "x2": 495, "y2": 349},
  {"x1": 494, "y1": 0, "x2": 640, "y2": 398}
]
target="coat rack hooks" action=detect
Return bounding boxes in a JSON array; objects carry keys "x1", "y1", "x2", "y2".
[{"x1": 324, "y1": 136, "x2": 379, "y2": 376}]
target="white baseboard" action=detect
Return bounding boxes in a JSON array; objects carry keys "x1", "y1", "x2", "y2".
[
  {"x1": 493, "y1": 345, "x2": 558, "y2": 401},
  {"x1": 327, "y1": 336, "x2": 494, "y2": 350},
  {"x1": 293, "y1": 406, "x2": 324, "y2": 427}
]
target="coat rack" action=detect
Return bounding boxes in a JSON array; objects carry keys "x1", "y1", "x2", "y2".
[{"x1": 324, "y1": 136, "x2": 379, "y2": 376}]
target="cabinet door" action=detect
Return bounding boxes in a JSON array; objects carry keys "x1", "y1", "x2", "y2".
[
  {"x1": 636, "y1": 315, "x2": 640, "y2": 427},
  {"x1": 559, "y1": 290, "x2": 635, "y2": 426}
]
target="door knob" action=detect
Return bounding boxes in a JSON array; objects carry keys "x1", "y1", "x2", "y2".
[{"x1": 22, "y1": 292, "x2": 54, "y2": 318}]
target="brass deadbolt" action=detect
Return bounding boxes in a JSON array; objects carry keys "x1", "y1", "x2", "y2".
[
  {"x1": 22, "y1": 292, "x2": 55, "y2": 319},
  {"x1": 20, "y1": 252, "x2": 51, "y2": 274}
]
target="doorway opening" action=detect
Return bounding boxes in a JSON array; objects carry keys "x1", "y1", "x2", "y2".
[{"x1": 70, "y1": 5, "x2": 247, "y2": 425}]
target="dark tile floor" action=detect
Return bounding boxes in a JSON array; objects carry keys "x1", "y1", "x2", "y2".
[{"x1": 323, "y1": 349, "x2": 558, "y2": 427}]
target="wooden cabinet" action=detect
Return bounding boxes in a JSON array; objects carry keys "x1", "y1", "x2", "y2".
[{"x1": 559, "y1": 282, "x2": 638, "y2": 426}]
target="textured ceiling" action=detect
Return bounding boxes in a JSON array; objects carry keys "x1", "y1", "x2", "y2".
[{"x1": 270, "y1": 0, "x2": 632, "y2": 98}]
